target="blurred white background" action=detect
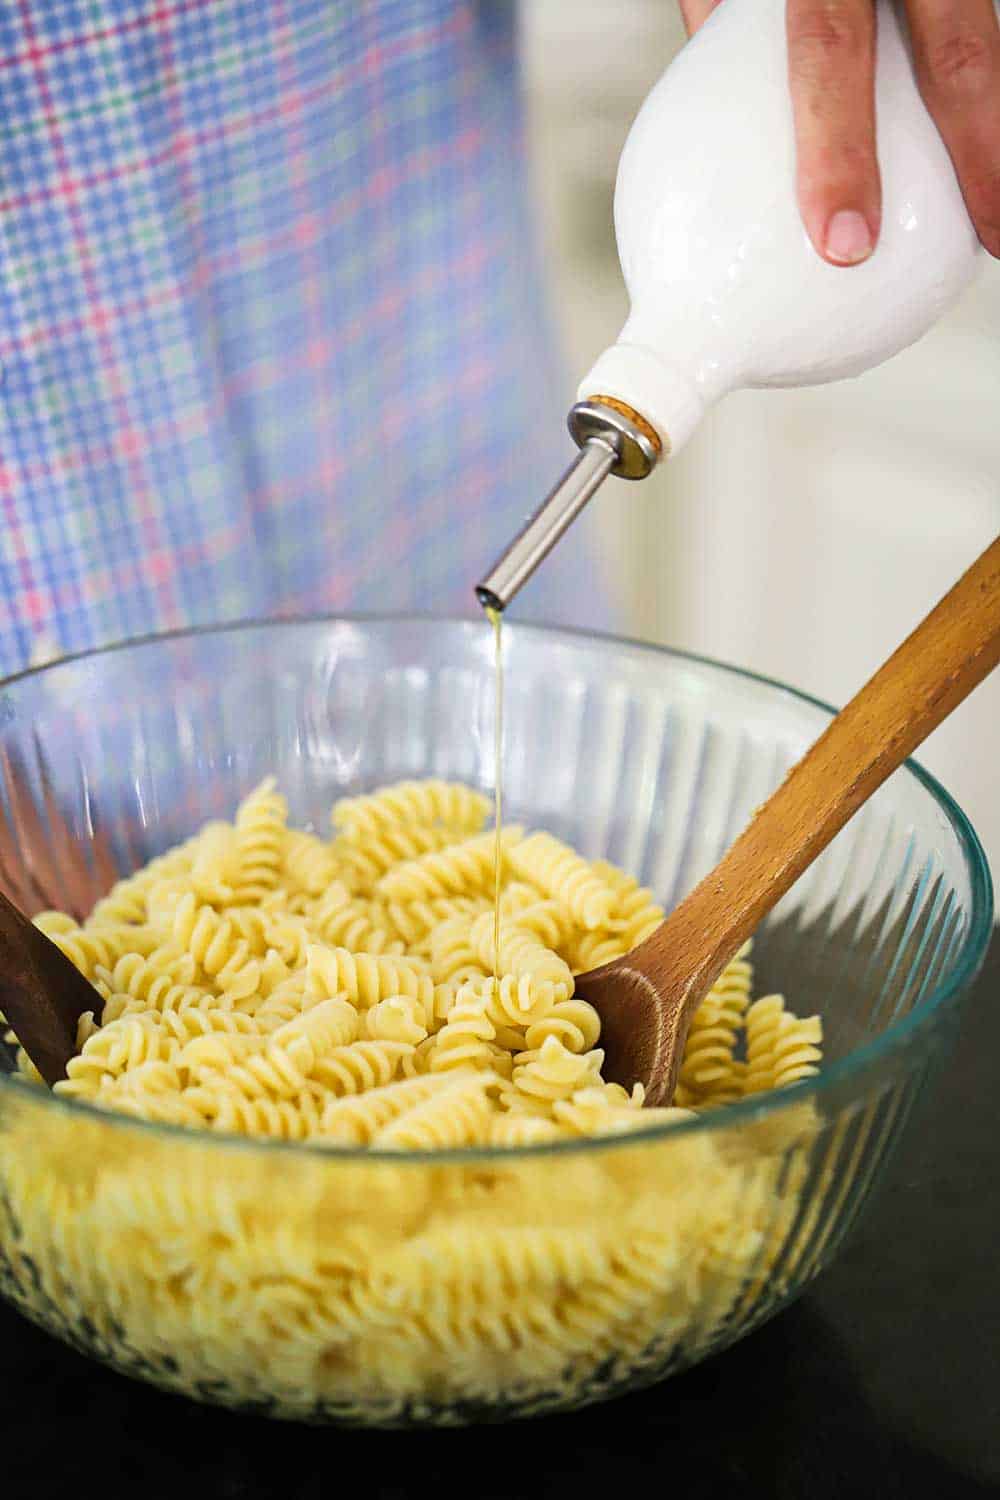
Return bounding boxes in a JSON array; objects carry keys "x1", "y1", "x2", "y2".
[{"x1": 520, "y1": 0, "x2": 1000, "y2": 892}]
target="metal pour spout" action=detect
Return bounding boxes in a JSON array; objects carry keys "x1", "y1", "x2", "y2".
[{"x1": 475, "y1": 398, "x2": 662, "y2": 614}]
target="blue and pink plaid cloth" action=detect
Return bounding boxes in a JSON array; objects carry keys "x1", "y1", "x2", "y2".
[{"x1": 0, "y1": 0, "x2": 612, "y2": 680}]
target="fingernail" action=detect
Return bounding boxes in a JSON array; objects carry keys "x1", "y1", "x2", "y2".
[{"x1": 824, "y1": 210, "x2": 874, "y2": 265}]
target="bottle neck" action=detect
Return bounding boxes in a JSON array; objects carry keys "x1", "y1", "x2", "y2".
[{"x1": 577, "y1": 329, "x2": 732, "y2": 458}]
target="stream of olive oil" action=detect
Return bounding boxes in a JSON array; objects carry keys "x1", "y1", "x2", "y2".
[{"x1": 486, "y1": 606, "x2": 503, "y2": 985}]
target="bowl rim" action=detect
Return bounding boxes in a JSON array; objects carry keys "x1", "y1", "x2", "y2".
[{"x1": 0, "y1": 612, "x2": 993, "y2": 1164}]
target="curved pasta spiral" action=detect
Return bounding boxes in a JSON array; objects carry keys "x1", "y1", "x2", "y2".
[
  {"x1": 57, "y1": 1014, "x2": 174, "y2": 1094},
  {"x1": 377, "y1": 828, "x2": 522, "y2": 904},
  {"x1": 1, "y1": 775, "x2": 832, "y2": 1426},
  {"x1": 477, "y1": 973, "x2": 560, "y2": 1028},
  {"x1": 281, "y1": 831, "x2": 343, "y2": 896},
  {"x1": 189, "y1": 821, "x2": 241, "y2": 904},
  {"x1": 333, "y1": 779, "x2": 490, "y2": 841},
  {"x1": 14, "y1": 779, "x2": 822, "y2": 1167},
  {"x1": 428, "y1": 914, "x2": 488, "y2": 988},
  {"x1": 306, "y1": 944, "x2": 433, "y2": 1016},
  {"x1": 232, "y1": 777, "x2": 288, "y2": 901},
  {"x1": 211, "y1": 945, "x2": 264, "y2": 1005},
  {"x1": 674, "y1": 999, "x2": 744, "y2": 1110},
  {"x1": 167, "y1": 894, "x2": 247, "y2": 979},
  {"x1": 507, "y1": 833, "x2": 616, "y2": 930},
  {"x1": 86, "y1": 879, "x2": 150, "y2": 928},
  {"x1": 505, "y1": 1036, "x2": 604, "y2": 1115},
  {"x1": 309, "y1": 889, "x2": 403, "y2": 956},
  {"x1": 317, "y1": 1072, "x2": 462, "y2": 1144},
  {"x1": 381, "y1": 895, "x2": 489, "y2": 948},
  {"x1": 33, "y1": 915, "x2": 140, "y2": 981},
  {"x1": 523, "y1": 998, "x2": 602, "y2": 1054},
  {"x1": 469, "y1": 911, "x2": 573, "y2": 1000},
  {"x1": 261, "y1": 914, "x2": 314, "y2": 967},
  {"x1": 269, "y1": 996, "x2": 360, "y2": 1063},
  {"x1": 97, "y1": 951, "x2": 198, "y2": 1004},
  {"x1": 362, "y1": 996, "x2": 429, "y2": 1047},
  {"x1": 335, "y1": 824, "x2": 468, "y2": 888},
  {"x1": 311, "y1": 1040, "x2": 414, "y2": 1097},
  {"x1": 189, "y1": 1084, "x2": 325, "y2": 1140},
  {"x1": 428, "y1": 987, "x2": 499, "y2": 1073},
  {"x1": 744, "y1": 995, "x2": 823, "y2": 1095},
  {"x1": 496, "y1": 896, "x2": 576, "y2": 954},
  {"x1": 706, "y1": 944, "x2": 754, "y2": 1026},
  {"x1": 374, "y1": 1070, "x2": 500, "y2": 1150}
]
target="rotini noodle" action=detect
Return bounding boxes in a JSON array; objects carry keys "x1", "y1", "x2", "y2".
[
  {"x1": 377, "y1": 828, "x2": 523, "y2": 903},
  {"x1": 231, "y1": 777, "x2": 288, "y2": 901},
  {"x1": 9, "y1": 783, "x2": 820, "y2": 1147},
  {"x1": 332, "y1": 779, "x2": 491, "y2": 841},
  {"x1": 0, "y1": 777, "x2": 827, "y2": 1425},
  {"x1": 508, "y1": 833, "x2": 617, "y2": 930}
]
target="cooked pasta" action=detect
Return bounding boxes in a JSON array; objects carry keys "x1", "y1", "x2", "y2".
[
  {"x1": 0, "y1": 776, "x2": 826, "y2": 1425},
  {"x1": 7, "y1": 777, "x2": 821, "y2": 1144}
]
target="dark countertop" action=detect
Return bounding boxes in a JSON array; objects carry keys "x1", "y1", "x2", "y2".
[{"x1": 3, "y1": 934, "x2": 998, "y2": 1500}]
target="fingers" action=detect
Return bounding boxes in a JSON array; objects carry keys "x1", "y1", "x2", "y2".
[
  {"x1": 787, "y1": 0, "x2": 881, "y2": 265},
  {"x1": 678, "y1": 0, "x2": 725, "y2": 37},
  {"x1": 906, "y1": 0, "x2": 1000, "y2": 258}
]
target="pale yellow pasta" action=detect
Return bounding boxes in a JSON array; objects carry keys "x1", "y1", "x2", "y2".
[
  {"x1": 231, "y1": 777, "x2": 287, "y2": 901},
  {"x1": 505, "y1": 1035, "x2": 604, "y2": 1116},
  {"x1": 469, "y1": 910, "x2": 574, "y2": 1000},
  {"x1": 744, "y1": 995, "x2": 823, "y2": 1095},
  {"x1": 14, "y1": 779, "x2": 819, "y2": 1145},
  {"x1": 189, "y1": 820, "x2": 241, "y2": 903},
  {"x1": 33, "y1": 915, "x2": 146, "y2": 982},
  {"x1": 308, "y1": 888, "x2": 403, "y2": 955},
  {"x1": 480, "y1": 972, "x2": 562, "y2": 1028},
  {"x1": 337, "y1": 822, "x2": 469, "y2": 887},
  {"x1": 374, "y1": 1070, "x2": 501, "y2": 1150},
  {"x1": 333, "y1": 779, "x2": 491, "y2": 841},
  {"x1": 319, "y1": 1071, "x2": 463, "y2": 1144},
  {"x1": 380, "y1": 893, "x2": 489, "y2": 948},
  {"x1": 1, "y1": 777, "x2": 829, "y2": 1425},
  {"x1": 377, "y1": 827, "x2": 523, "y2": 903},
  {"x1": 282, "y1": 830, "x2": 343, "y2": 897},
  {"x1": 524, "y1": 997, "x2": 603, "y2": 1054},
  {"x1": 305, "y1": 944, "x2": 434, "y2": 1016},
  {"x1": 507, "y1": 832, "x2": 617, "y2": 930},
  {"x1": 361, "y1": 995, "x2": 429, "y2": 1046},
  {"x1": 428, "y1": 985, "x2": 500, "y2": 1073},
  {"x1": 428, "y1": 912, "x2": 489, "y2": 988}
]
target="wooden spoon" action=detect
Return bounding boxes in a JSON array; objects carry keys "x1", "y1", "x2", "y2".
[
  {"x1": 575, "y1": 534, "x2": 1000, "y2": 1107},
  {"x1": 0, "y1": 889, "x2": 102, "y2": 1086}
]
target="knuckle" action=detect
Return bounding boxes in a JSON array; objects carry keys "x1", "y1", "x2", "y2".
[{"x1": 920, "y1": 28, "x2": 997, "y2": 98}]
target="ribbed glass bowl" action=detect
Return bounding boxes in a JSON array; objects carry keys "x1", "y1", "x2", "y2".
[{"x1": 0, "y1": 617, "x2": 992, "y2": 1426}]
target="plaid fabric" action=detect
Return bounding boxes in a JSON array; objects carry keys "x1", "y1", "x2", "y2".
[{"x1": 0, "y1": 0, "x2": 613, "y2": 679}]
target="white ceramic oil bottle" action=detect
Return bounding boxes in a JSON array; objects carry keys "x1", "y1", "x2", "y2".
[{"x1": 478, "y1": 0, "x2": 990, "y2": 612}]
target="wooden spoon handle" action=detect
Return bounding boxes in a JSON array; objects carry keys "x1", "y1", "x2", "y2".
[{"x1": 644, "y1": 533, "x2": 1000, "y2": 1004}]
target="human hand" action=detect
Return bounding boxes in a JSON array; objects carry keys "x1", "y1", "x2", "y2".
[{"x1": 678, "y1": 1, "x2": 1000, "y2": 264}]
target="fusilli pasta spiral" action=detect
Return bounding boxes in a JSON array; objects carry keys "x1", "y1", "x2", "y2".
[
  {"x1": 0, "y1": 776, "x2": 828, "y2": 1427},
  {"x1": 11, "y1": 779, "x2": 820, "y2": 1149}
]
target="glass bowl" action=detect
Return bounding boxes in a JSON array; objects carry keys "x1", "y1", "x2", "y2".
[{"x1": 0, "y1": 617, "x2": 992, "y2": 1426}]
